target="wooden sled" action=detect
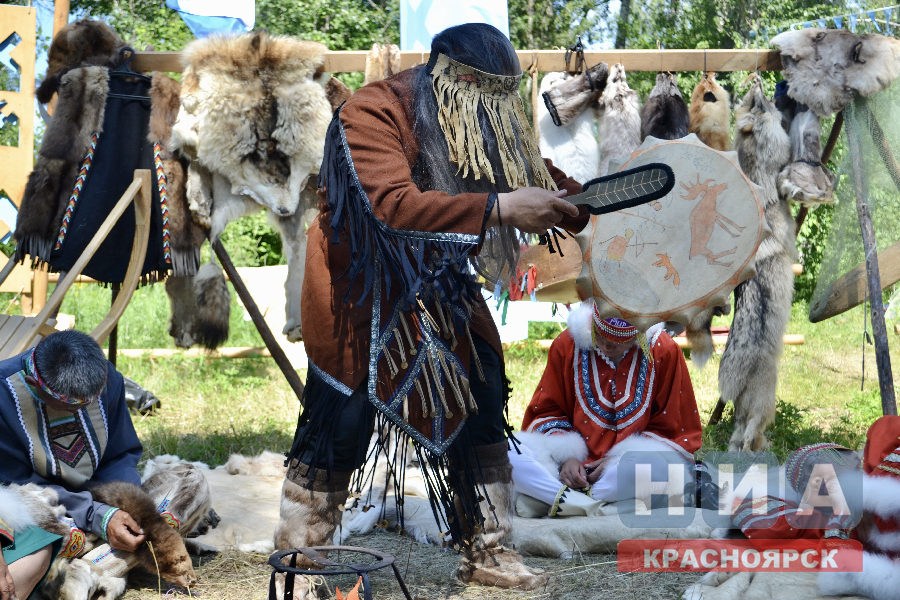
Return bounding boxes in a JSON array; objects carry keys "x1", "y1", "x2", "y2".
[{"x1": 0, "y1": 170, "x2": 152, "y2": 358}]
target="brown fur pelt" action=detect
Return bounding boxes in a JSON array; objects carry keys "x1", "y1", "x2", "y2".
[
  {"x1": 141, "y1": 462, "x2": 212, "y2": 538},
  {"x1": 777, "y1": 108, "x2": 835, "y2": 206},
  {"x1": 36, "y1": 18, "x2": 124, "y2": 104},
  {"x1": 640, "y1": 72, "x2": 689, "y2": 141},
  {"x1": 685, "y1": 302, "x2": 731, "y2": 370},
  {"x1": 15, "y1": 66, "x2": 109, "y2": 263},
  {"x1": 149, "y1": 73, "x2": 207, "y2": 277},
  {"x1": 719, "y1": 78, "x2": 797, "y2": 451},
  {"x1": 363, "y1": 43, "x2": 402, "y2": 86},
  {"x1": 596, "y1": 63, "x2": 641, "y2": 176},
  {"x1": 323, "y1": 76, "x2": 353, "y2": 111},
  {"x1": 771, "y1": 29, "x2": 900, "y2": 117},
  {"x1": 88, "y1": 481, "x2": 197, "y2": 589},
  {"x1": 689, "y1": 72, "x2": 731, "y2": 151},
  {"x1": 193, "y1": 262, "x2": 231, "y2": 350},
  {"x1": 171, "y1": 31, "x2": 331, "y2": 218}
]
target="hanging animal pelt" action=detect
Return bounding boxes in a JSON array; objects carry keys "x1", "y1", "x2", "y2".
[
  {"x1": 719, "y1": 77, "x2": 797, "y2": 451},
  {"x1": 596, "y1": 63, "x2": 641, "y2": 177},
  {"x1": 688, "y1": 72, "x2": 731, "y2": 151},
  {"x1": 363, "y1": 42, "x2": 402, "y2": 86},
  {"x1": 640, "y1": 72, "x2": 690, "y2": 141},
  {"x1": 537, "y1": 72, "x2": 601, "y2": 183},
  {"x1": 777, "y1": 104, "x2": 835, "y2": 206},
  {"x1": 771, "y1": 28, "x2": 900, "y2": 118},
  {"x1": 167, "y1": 31, "x2": 332, "y2": 347}
]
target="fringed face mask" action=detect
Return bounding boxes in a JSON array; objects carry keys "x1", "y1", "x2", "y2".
[{"x1": 428, "y1": 53, "x2": 556, "y2": 191}]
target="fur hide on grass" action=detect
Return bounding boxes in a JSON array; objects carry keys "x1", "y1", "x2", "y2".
[
  {"x1": 15, "y1": 67, "x2": 108, "y2": 263},
  {"x1": 777, "y1": 108, "x2": 836, "y2": 206},
  {"x1": 597, "y1": 63, "x2": 641, "y2": 176},
  {"x1": 640, "y1": 72, "x2": 689, "y2": 141},
  {"x1": 225, "y1": 451, "x2": 288, "y2": 477},
  {"x1": 36, "y1": 19, "x2": 124, "y2": 104},
  {"x1": 88, "y1": 481, "x2": 197, "y2": 590},
  {"x1": 772, "y1": 29, "x2": 900, "y2": 118},
  {"x1": 149, "y1": 73, "x2": 206, "y2": 277},
  {"x1": 537, "y1": 72, "x2": 600, "y2": 183},
  {"x1": 688, "y1": 73, "x2": 731, "y2": 151},
  {"x1": 720, "y1": 78, "x2": 796, "y2": 451}
]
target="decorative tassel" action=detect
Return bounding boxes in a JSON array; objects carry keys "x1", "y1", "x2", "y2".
[
  {"x1": 442, "y1": 355, "x2": 468, "y2": 416},
  {"x1": 420, "y1": 358, "x2": 440, "y2": 418},
  {"x1": 382, "y1": 343, "x2": 399, "y2": 379},
  {"x1": 415, "y1": 376, "x2": 430, "y2": 418},
  {"x1": 466, "y1": 324, "x2": 486, "y2": 383},
  {"x1": 434, "y1": 293, "x2": 451, "y2": 340},
  {"x1": 459, "y1": 372, "x2": 478, "y2": 414},
  {"x1": 427, "y1": 350, "x2": 453, "y2": 418},
  {"x1": 400, "y1": 312, "x2": 417, "y2": 355},
  {"x1": 417, "y1": 298, "x2": 440, "y2": 334},
  {"x1": 402, "y1": 394, "x2": 409, "y2": 423},
  {"x1": 393, "y1": 328, "x2": 409, "y2": 369}
]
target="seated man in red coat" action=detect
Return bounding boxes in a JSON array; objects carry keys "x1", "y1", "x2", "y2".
[{"x1": 510, "y1": 300, "x2": 703, "y2": 517}]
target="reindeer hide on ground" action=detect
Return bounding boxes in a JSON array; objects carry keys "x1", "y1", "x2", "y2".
[
  {"x1": 537, "y1": 72, "x2": 600, "y2": 183},
  {"x1": 771, "y1": 29, "x2": 900, "y2": 118},
  {"x1": 689, "y1": 73, "x2": 731, "y2": 151},
  {"x1": 719, "y1": 78, "x2": 796, "y2": 451},
  {"x1": 596, "y1": 63, "x2": 641, "y2": 177},
  {"x1": 36, "y1": 18, "x2": 124, "y2": 104},
  {"x1": 14, "y1": 67, "x2": 109, "y2": 262},
  {"x1": 640, "y1": 72, "x2": 689, "y2": 141},
  {"x1": 149, "y1": 73, "x2": 206, "y2": 277}
]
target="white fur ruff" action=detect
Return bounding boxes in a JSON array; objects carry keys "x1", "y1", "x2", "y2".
[
  {"x1": 819, "y1": 550, "x2": 900, "y2": 599},
  {"x1": 0, "y1": 484, "x2": 36, "y2": 533}
]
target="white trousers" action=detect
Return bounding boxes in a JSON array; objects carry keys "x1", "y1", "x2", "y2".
[{"x1": 508, "y1": 441, "x2": 677, "y2": 505}]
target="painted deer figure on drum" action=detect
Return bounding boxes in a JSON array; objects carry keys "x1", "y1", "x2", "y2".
[{"x1": 681, "y1": 174, "x2": 744, "y2": 267}]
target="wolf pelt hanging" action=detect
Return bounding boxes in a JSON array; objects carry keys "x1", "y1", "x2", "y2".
[
  {"x1": 164, "y1": 31, "x2": 334, "y2": 348},
  {"x1": 596, "y1": 63, "x2": 641, "y2": 177},
  {"x1": 717, "y1": 78, "x2": 797, "y2": 451}
]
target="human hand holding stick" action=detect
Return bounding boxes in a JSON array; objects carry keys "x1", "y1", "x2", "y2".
[{"x1": 488, "y1": 188, "x2": 577, "y2": 233}]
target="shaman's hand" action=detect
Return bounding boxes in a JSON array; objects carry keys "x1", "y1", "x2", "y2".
[
  {"x1": 493, "y1": 188, "x2": 577, "y2": 233},
  {"x1": 0, "y1": 551, "x2": 15, "y2": 600}
]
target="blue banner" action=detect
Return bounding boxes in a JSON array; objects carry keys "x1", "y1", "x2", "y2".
[{"x1": 165, "y1": 0, "x2": 255, "y2": 38}]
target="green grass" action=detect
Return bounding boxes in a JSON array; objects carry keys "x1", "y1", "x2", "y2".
[{"x1": 25, "y1": 281, "x2": 900, "y2": 467}]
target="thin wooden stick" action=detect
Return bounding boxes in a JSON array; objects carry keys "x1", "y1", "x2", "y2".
[
  {"x1": 212, "y1": 239, "x2": 306, "y2": 403},
  {"x1": 846, "y1": 100, "x2": 896, "y2": 416},
  {"x1": 795, "y1": 111, "x2": 844, "y2": 236}
]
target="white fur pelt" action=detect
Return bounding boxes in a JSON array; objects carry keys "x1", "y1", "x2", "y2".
[
  {"x1": 0, "y1": 484, "x2": 37, "y2": 533},
  {"x1": 719, "y1": 78, "x2": 797, "y2": 451},
  {"x1": 513, "y1": 431, "x2": 588, "y2": 474},
  {"x1": 778, "y1": 108, "x2": 835, "y2": 206},
  {"x1": 772, "y1": 28, "x2": 900, "y2": 117},
  {"x1": 596, "y1": 63, "x2": 641, "y2": 176},
  {"x1": 688, "y1": 72, "x2": 732, "y2": 152},
  {"x1": 819, "y1": 550, "x2": 900, "y2": 600},
  {"x1": 537, "y1": 72, "x2": 600, "y2": 184},
  {"x1": 225, "y1": 451, "x2": 288, "y2": 477},
  {"x1": 167, "y1": 31, "x2": 332, "y2": 346}
]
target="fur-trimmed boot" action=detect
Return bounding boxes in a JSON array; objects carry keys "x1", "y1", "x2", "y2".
[
  {"x1": 456, "y1": 442, "x2": 549, "y2": 591},
  {"x1": 273, "y1": 460, "x2": 352, "y2": 599}
]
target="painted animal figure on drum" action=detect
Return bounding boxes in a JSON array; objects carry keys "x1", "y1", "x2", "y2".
[{"x1": 680, "y1": 175, "x2": 745, "y2": 267}]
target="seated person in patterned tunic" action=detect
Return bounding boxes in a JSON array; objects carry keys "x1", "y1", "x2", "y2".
[
  {"x1": 0, "y1": 331, "x2": 147, "y2": 557},
  {"x1": 510, "y1": 300, "x2": 703, "y2": 517}
]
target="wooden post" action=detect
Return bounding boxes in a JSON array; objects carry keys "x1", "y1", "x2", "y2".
[
  {"x1": 795, "y1": 111, "x2": 844, "y2": 236},
  {"x1": 212, "y1": 240, "x2": 306, "y2": 403},
  {"x1": 846, "y1": 101, "x2": 897, "y2": 416},
  {"x1": 108, "y1": 283, "x2": 120, "y2": 367},
  {"x1": 53, "y1": 0, "x2": 69, "y2": 35}
]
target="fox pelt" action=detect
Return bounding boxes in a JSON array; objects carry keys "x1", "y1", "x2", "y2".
[
  {"x1": 719, "y1": 77, "x2": 797, "y2": 451},
  {"x1": 88, "y1": 481, "x2": 197, "y2": 590},
  {"x1": 537, "y1": 72, "x2": 600, "y2": 183},
  {"x1": 688, "y1": 72, "x2": 731, "y2": 151},
  {"x1": 777, "y1": 106, "x2": 835, "y2": 207},
  {"x1": 36, "y1": 18, "x2": 125, "y2": 104},
  {"x1": 640, "y1": 72, "x2": 690, "y2": 141},
  {"x1": 596, "y1": 63, "x2": 641, "y2": 176},
  {"x1": 363, "y1": 42, "x2": 402, "y2": 86},
  {"x1": 771, "y1": 28, "x2": 900, "y2": 118}
]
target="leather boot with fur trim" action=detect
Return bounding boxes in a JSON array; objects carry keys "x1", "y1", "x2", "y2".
[
  {"x1": 272, "y1": 460, "x2": 352, "y2": 599},
  {"x1": 456, "y1": 442, "x2": 549, "y2": 591}
]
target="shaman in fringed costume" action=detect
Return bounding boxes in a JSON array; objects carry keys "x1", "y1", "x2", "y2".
[
  {"x1": 275, "y1": 24, "x2": 589, "y2": 593},
  {"x1": 512, "y1": 301, "x2": 702, "y2": 517}
]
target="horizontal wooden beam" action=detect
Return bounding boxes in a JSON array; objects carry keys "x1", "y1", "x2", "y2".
[{"x1": 131, "y1": 48, "x2": 782, "y2": 74}]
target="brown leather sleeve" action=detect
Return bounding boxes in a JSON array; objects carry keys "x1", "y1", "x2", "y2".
[
  {"x1": 339, "y1": 84, "x2": 490, "y2": 237},
  {"x1": 545, "y1": 159, "x2": 590, "y2": 234}
]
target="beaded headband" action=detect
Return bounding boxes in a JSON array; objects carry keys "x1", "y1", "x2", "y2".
[
  {"x1": 785, "y1": 442, "x2": 858, "y2": 492},
  {"x1": 427, "y1": 53, "x2": 556, "y2": 191},
  {"x1": 24, "y1": 348, "x2": 103, "y2": 407}
]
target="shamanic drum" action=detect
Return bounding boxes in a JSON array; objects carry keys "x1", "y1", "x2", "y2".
[{"x1": 576, "y1": 134, "x2": 770, "y2": 331}]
